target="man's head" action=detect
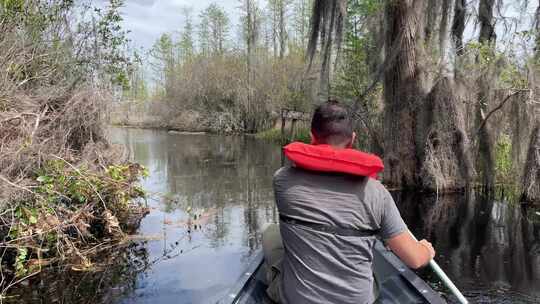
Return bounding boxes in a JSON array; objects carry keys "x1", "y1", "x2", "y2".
[{"x1": 311, "y1": 100, "x2": 355, "y2": 148}]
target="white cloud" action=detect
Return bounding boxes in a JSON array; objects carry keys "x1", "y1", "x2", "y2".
[{"x1": 112, "y1": 0, "x2": 242, "y2": 49}]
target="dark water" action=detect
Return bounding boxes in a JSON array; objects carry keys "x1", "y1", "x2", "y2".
[
  {"x1": 395, "y1": 192, "x2": 540, "y2": 303},
  {"x1": 9, "y1": 127, "x2": 539, "y2": 303},
  {"x1": 106, "y1": 128, "x2": 540, "y2": 304}
]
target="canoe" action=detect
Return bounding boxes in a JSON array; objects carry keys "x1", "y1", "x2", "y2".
[{"x1": 218, "y1": 240, "x2": 447, "y2": 304}]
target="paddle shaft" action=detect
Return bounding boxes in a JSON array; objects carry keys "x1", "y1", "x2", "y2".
[
  {"x1": 427, "y1": 260, "x2": 469, "y2": 304},
  {"x1": 410, "y1": 233, "x2": 469, "y2": 304}
]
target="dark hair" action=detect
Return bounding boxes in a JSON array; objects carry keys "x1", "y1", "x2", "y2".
[{"x1": 311, "y1": 100, "x2": 353, "y2": 146}]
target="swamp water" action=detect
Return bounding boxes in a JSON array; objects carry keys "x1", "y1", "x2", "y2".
[{"x1": 9, "y1": 128, "x2": 540, "y2": 303}]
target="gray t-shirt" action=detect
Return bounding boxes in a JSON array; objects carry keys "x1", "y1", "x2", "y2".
[{"x1": 273, "y1": 166, "x2": 407, "y2": 304}]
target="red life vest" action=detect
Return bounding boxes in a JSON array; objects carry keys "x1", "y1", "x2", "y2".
[{"x1": 283, "y1": 142, "x2": 384, "y2": 178}]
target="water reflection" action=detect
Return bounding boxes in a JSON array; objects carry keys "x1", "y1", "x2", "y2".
[
  {"x1": 106, "y1": 128, "x2": 540, "y2": 304},
  {"x1": 107, "y1": 128, "x2": 281, "y2": 304},
  {"x1": 395, "y1": 191, "x2": 540, "y2": 303},
  {"x1": 6, "y1": 242, "x2": 149, "y2": 304}
]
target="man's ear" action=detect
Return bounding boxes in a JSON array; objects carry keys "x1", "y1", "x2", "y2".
[
  {"x1": 310, "y1": 132, "x2": 318, "y2": 144},
  {"x1": 347, "y1": 132, "x2": 357, "y2": 148}
]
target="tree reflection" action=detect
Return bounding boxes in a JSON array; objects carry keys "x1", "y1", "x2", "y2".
[
  {"x1": 112, "y1": 128, "x2": 281, "y2": 252},
  {"x1": 394, "y1": 190, "x2": 540, "y2": 300},
  {"x1": 108, "y1": 128, "x2": 540, "y2": 303},
  {"x1": 5, "y1": 242, "x2": 149, "y2": 304}
]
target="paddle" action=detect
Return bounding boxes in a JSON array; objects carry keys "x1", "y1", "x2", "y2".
[{"x1": 410, "y1": 232, "x2": 469, "y2": 304}]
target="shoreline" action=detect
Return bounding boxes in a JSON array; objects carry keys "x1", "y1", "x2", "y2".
[{"x1": 109, "y1": 123, "x2": 260, "y2": 136}]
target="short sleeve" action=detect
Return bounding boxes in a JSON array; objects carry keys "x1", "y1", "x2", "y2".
[
  {"x1": 378, "y1": 187, "x2": 408, "y2": 240},
  {"x1": 272, "y1": 167, "x2": 288, "y2": 208}
]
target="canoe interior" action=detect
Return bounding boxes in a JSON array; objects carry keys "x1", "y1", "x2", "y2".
[{"x1": 218, "y1": 240, "x2": 447, "y2": 304}]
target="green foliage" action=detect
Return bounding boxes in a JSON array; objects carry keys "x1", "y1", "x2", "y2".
[
  {"x1": 331, "y1": 0, "x2": 383, "y2": 149},
  {"x1": 0, "y1": 0, "x2": 25, "y2": 15},
  {"x1": 495, "y1": 134, "x2": 513, "y2": 184},
  {"x1": 14, "y1": 248, "x2": 28, "y2": 277},
  {"x1": 0, "y1": 0, "x2": 133, "y2": 91},
  {"x1": 255, "y1": 128, "x2": 281, "y2": 142},
  {"x1": 178, "y1": 7, "x2": 195, "y2": 59},
  {"x1": 94, "y1": 0, "x2": 133, "y2": 88},
  {"x1": 352, "y1": 0, "x2": 383, "y2": 15},
  {"x1": 466, "y1": 41, "x2": 497, "y2": 65},
  {"x1": 128, "y1": 67, "x2": 148, "y2": 101},
  {"x1": 4, "y1": 161, "x2": 148, "y2": 278},
  {"x1": 142, "y1": 1, "x2": 314, "y2": 132},
  {"x1": 34, "y1": 161, "x2": 147, "y2": 210},
  {"x1": 462, "y1": 41, "x2": 527, "y2": 90},
  {"x1": 256, "y1": 127, "x2": 310, "y2": 145},
  {"x1": 293, "y1": 127, "x2": 311, "y2": 143},
  {"x1": 150, "y1": 33, "x2": 175, "y2": 97},
  {"x1": 199, "y1": 3, "x2": 230, "y2": 55},
  {"x1": 1, "y1": 0, "x2": 73, "y2": 29},
  {"x1": 334, "y1": 0, "x2": 382, "y2": 102},
  {"x1": 499, "y1": 63, "x2": 528, "y2": 90},
  {"x1": 0, "y1": 0, "x2": 147, "y2": 293},
  {"x1": 291, "y1": 0, "x2": 312, "y2": 47}
]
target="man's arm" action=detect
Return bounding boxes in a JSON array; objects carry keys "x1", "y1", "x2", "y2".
[
  {"x1": 386, "y1": 232, "x2": 435, "y2": 269},
  {"x1": 374, "y1": 182, "x2": 436, "y2": 269}
]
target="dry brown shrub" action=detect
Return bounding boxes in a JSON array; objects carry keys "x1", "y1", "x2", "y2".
[
  {"x1": 0, "y1": 89, "x2": 113, "y2": 201},
  {"x1": 0, "y1": 85, "x2": 152, "y2": 296},
  {"x1": 0, "y1": 14, "x2": 148, "y2": 297}
]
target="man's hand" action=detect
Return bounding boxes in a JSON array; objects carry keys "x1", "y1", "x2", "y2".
[
  {"x1": 419, "y1": 239, "x2": 435, "y2": 260},
  {"x1": 386, "y1": 231, "x2": 436, "y2": 269}
]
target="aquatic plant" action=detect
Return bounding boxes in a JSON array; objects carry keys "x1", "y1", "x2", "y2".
[{"x1": 256, "y1": 127, "x2": 311, "y2": 145}]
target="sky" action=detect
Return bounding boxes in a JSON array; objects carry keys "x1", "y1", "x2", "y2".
[
  {"x1": 92, "y1": 0, "x2": 536, "y2": 53},
  {"x1": 93, "y1": 0, "x2": 242, "y2": 50}
]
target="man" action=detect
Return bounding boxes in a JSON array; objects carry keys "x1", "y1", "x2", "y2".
[{"x1": 263, "y1": 100, "x2": 435, "y2": 304}]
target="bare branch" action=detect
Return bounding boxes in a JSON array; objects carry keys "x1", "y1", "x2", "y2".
[{"x1": 474, "y1": 89, "x2": 529, "y2": 139}]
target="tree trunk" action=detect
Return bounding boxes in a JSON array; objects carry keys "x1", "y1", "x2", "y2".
[
  {"x1": 298, "y1": 0, "x2": 308, "y2": 48},
  {"x1": 420, "y1": 77, "x2": 474, "y2": 191},
  {"x1": 246, "y1": 0, "x2": 256, "y2": 132},
  {"x1": 521, "y1": 123, "x2": 540, "y2": 204},
  {"x1": 521, "y1": 2, "x2": 540, "y2": 204},
  {"x1": 478, "y1": 0, "x2": 496, "y2": 43},
  {"x1": 424, "y1": 0, "x2": 439, "y2": 44},
  {"x1": 451, "y1": 0, "x2": 465, "y2": 56},
  {"x1": 366, "y1": 10, "x2": 385, "y2": 78},
  {"x1": 438, "y1": 0, "x2": 451, "y2": 63},
  {"x1": 272, "y1": 1, "x2": 278, "y2": 58},
  {"x1": 383, "y1": 0, "x2": 426, "y2": 188},
  {"x1": 475, "y1": 0, "x2": 496, "y2": 188},
  {"x1": 475, "y1": 80, "x2": 496, "y2": 187},
  {"x1": 319, "y1": 1, "x2": 336, "y2": 103},
  {"x1": 279, "y1": 0, "x2": 286, "y2": 59},
  {"x1": 510, "y1": 91, "x2": 533, "y2": 177},
  {"x1": 535, "y1": 3, "x2": 540, "y2": 56}
]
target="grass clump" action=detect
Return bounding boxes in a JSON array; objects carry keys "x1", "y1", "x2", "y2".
[{"x1": 256, "y1": 127, "x2": 311, "y2": 145}]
